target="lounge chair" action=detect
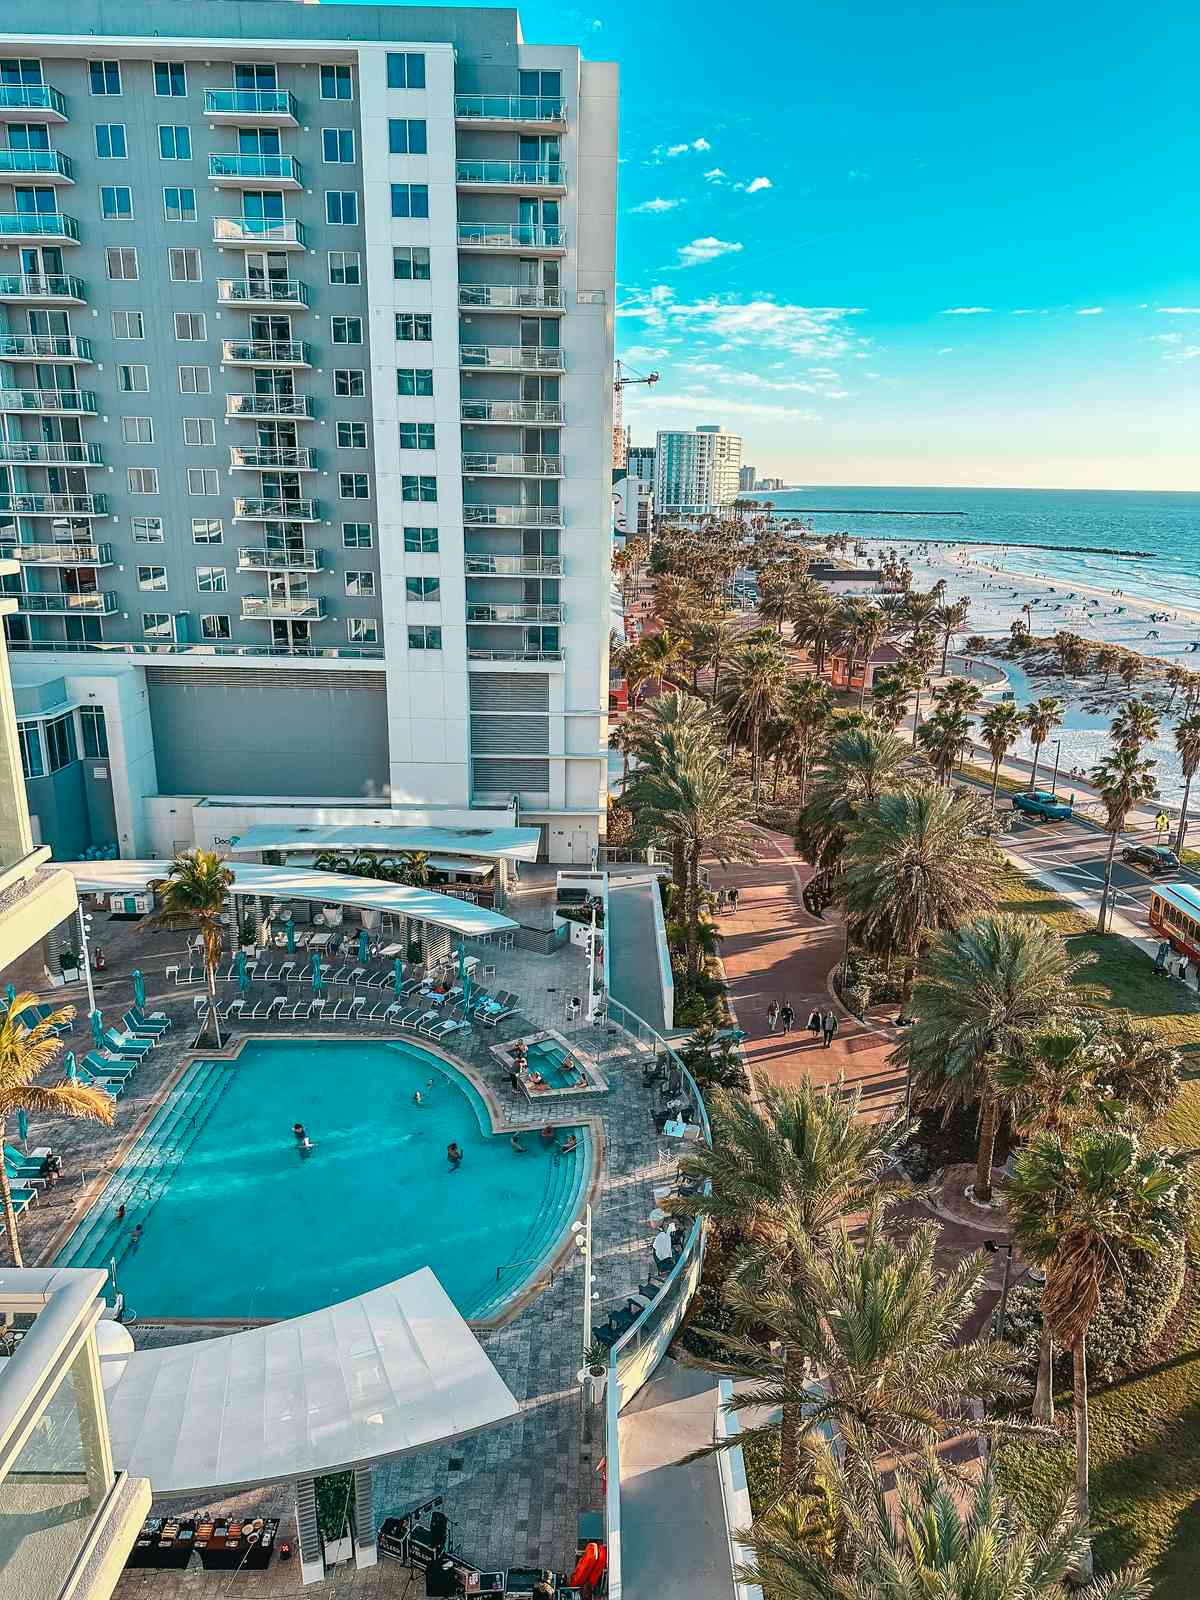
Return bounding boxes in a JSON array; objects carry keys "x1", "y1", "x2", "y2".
[
  {"x1": 3, "y1": 1144, "x2": 48, "y2": 1178},
  {"x1": 243, "y1": 1001, "x2": 264, "y2": 1021},
  {"x1": 82, "y1": 1050, "x2": 136, "y2": 1080},
  {"x1": 4, "y1": 1154, "x2": 46, "y2": 1186},
  {"x1": 6, "y1": 1186, "x2": 37, "y2": 1215},
  {"x1": 102, "y1": 1028, "x2": 154, "y2": 1056},
  {"x1": 278, "y1": 961, "x2": 296, "y2": 982},
  {"x1": 477, "y1": 1002, "x2": 518, "y2": 1028},
  {"x1": 347, "y1": 995, "x2": 366, "y2": 1019},
  {"x1": 122, "y1": 1008, "x2": 169, "y2": 1040},
  {"x1": 217, "y1": 999, "x2": 244, "y2": 1021},
  {"x1": 265, "y1": 995, "x2": 285, "y2": 1018},
  {"x1": 307, "y1": 999, "x2": 326, "y2": 1018},
  {"x1": 329, "y1": 999, "x2": 349, "y2": 1022},
  {"x1": 257, "y1": 963, "x2": 276, "y2": 984},
  {"x1": 395, "y1": 1006, "x2": 429, "y2": 1030},
  {"x1": 77, "y1": 1061, "x2": 126, "y2": 1097},
  {"x1": 130, "y1": 1003, "x2": 171, "y2": 1029},
  {"x1": 424, "y1": 1018, "x2": 467, "y2": 1042}
]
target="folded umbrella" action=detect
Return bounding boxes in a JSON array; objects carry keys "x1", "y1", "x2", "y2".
[
  {"x1": 286, "y1": 917, "x2": 295, "y2": 954},
  {"x1": 132, "y1": 969, "x2": 145, "y2": 1011},
  {"x1": 393, "y1": 957, "x2": 404, "y2": 998},
  {"x1": 90, "y1": 1009, "x2": 104, "y2": 1050},
  {"x1": 358, "y1": 928, "x2": 370, "y2": 964}
]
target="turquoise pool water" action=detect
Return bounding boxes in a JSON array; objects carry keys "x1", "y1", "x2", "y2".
[
  {"x1": 524, "y1": 1038, "x2": 585, "y2": 1089},
  {"x1": 55, "y1": 1039, "x2": 589, "y2": 1322}
]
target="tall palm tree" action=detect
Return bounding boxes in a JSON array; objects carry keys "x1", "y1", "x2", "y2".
[
  {"x1": 902, "y1": 590, "x2": 940, "y2": 643},
  {"x1": 933, "y1": 595, "x2": 971, "y2": 675},
  {"x1": 1024, "y1": 697, "x2": 1065, "y2": 791},
  {"x1": 797, "y1": 724, "x2": 913, "y2": 882},
  {"x1": 869, "y1": 664, "x2": 912, "y2": 732},
  {"x1": 1173, "y1": 710, "x2": 1200, "y2": 854},
  {"x1": 1117, "y1": 653, "x2": 1141, "y2": 691},
  {"x1": 782, "y1": 675, "x2": 832, "y2": 817},
  {"x1": 1110, "y1": 697, "x2": 1160, "y2": 753},
  {"x1": 705, "y1": 614, "x2": 742, "y2": 704},
  {"x1": 723, "y1": 638, "x2": 790, "y2": 801},
  {"x1": 901, "y1": 631, "x2": 938, "y2": 747},
  {"x1": 638, "y1": 629, "x2": 689, "y2": 696},
  {"x1": 1091, "y1": 744, "x2": 1158, "y2": 933},
  {"x1": 624, "y1": 690, "x2": 723, "y2": 898},
  {"x1": 0, "y1": 995, "x2": 114, "y2": 1265},
  {"x1": 980, "y1": 700, "x2": 1025, "y2": 809},
  {"x1": 1165, "y1": 662, "x2": 1189, "y2": 705},
  {"x1": 758, "y1": 570, "x2": 792, "y2": 636},
  {"x1": 790, "y1": 584, "x2": 840, "y2": 675},
  {"x1": 1096, "y1": 642, "x2": 1123, "y2": 686},
  {"x1": 1007, "y1": 1130, "x2": 1188, "y2": 1583},
  {"x1": 992, "y1": 1026, "x2": 1105, "y2": 1140},
  {"x1": 658, "y1": 760, "x2": 757, "y2": 981},
  {"x1": 149, "y1": 848, "x2": 236, "y2": 1045},
  {"x1": 916, "y1": 707, "x2": 974, "y2": 785},
  {"x1": 933, "y1": 674, "x2": 982, "y2": 718}
]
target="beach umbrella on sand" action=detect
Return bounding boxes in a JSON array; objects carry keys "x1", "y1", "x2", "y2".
[
  {"x1": 393, "y1": 957, "x2": 404, "y2": 997},
  {"x1": 90, "y1": 1009, "x2": 104, "y2": 1049},
  {"x1": 132, "y1": 969, "x2": 145, "y2": 1010},
  {"x1": 311, "y1": 950, "x2": 323, "y2": 994},
  {"x1": 285, "y1": 916, "x2": 295, "y2": 954},
  {"x1": 16, "y1": 1109, "x2": 28, "y2": 1147},
  {"x1": 238, "y1": 963, "x2": 250, "y2": 998},
  {"x1": 3, "y1": 982, "x2": 15, "y2": 1009},
  {"x1": 64, "y1": 1053, "x2": 77, "y2": 1084}
]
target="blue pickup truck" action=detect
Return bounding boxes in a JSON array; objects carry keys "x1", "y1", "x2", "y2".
[{"x1": 1012, "y1": 789, "x2": 1074, "y2": 821}]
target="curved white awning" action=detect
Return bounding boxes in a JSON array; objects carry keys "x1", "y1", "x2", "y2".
[{"x1": 226, "y1": 822, "x2": 541, "y2": 862}]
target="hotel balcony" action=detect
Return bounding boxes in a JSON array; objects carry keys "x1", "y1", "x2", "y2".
[
  {"x1": 213, "y1": 216, "x2": 305, "y2": 250},
  {"x1": 0, "y1": 332, "x2": 92, "y2": 362},
  {"x1": 463, "y1": 504, "x2": 562, "y2": 527},
  {"x1": 217, "y1": 276, "x2": 309, "y2": 310},
  {"x1": 241, "y1": 593, "x2": 327, "y2": 621},
  {"x1": 455, "y1": 159, "x2": 565, "y2": 194},
  {"x1": 0, "y1": 440, "x2": 102, "y2": 466},
  {"x1": 15, "y1": 589, "x2": 118, "y2": 614},
  {"x1": 0, "y1": 491, "x2": 107, "y2": 517},
  {"x1": 467, "y1": 646, "x2": 564, "y2": 663},
  {"x1": 462, "y1": 452, "x2": 563, "y2": 477},
  {"x1": 226, "y1": 392, "x2": 315, "y2": 419},
  {"x1": 460, "y1": 399, "x2": 564, "y2": 425},
  {"x1": 233, "y1": 496, "x2": 319, "y2": 522},
  {"x1": 454, "y1": 94, "x2": 566, "y2": 130},
  {"x1": 0, "y1": 272, "x2": 85, "y2": 305},
  {"x1": 221, "y1": 338, "x2": 310, "y2": 367},
  {"x1": 2, "y1": 539, "x2": 113, "y2": 564},
  {"x1": 458, "y1": 284, "x2": 564, "y2": 314},
  {"x1": 0, "y1": 388, "x2": 97, "y2": 414},
  {"x1": 466, "y1": 603, "x2": 563, "y2": 624},
  {"x1": 0, "y1": 211, "x2": 79, "y2": 245},
  {"x1": 0, "y1": 147, "x2": 73, "y2": 183},
  {"x1": 209, "y1": 152, "x2": 302, "y2": 189},
  {"x1": 0, "y1": 82, "x2": 68, "y2": 122},
  {"x1": 237, "y1": 545, "x2": 324, "y2": 572},
  {"x1": 460, "y1": 344, "x2": 564, "y2": 372},
  {"x1": 465, "y1": 554, "x2": 563, "y2": 576},
  {"x1": 204, "y1": 87, "x2": 300, "y2": 125},
  {"x1": 457, "y1": 223, "x2": 566, "y2": 254},
  {"x1": 229, "y1": 445, "x2": 316, "y2": 471}
]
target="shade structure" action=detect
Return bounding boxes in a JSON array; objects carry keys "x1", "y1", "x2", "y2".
[
  {"x1": 358, "y1": 928, "x2": 370, "y2": 964},
  {"x1": 89, "y1": 1009, "x2": 104, "y2": 1049},
  {"x1": 311, "y1": 951, "x2": 323, "y2": 993},
  {"x1": 225, "y1": 822, "x2": 540, "y2": 863},
  {"x1": 286, "y1": 917, "x2": 295, "y2": 954},
  {"x1": 16, "y1": 1110, "x2": 27, "y2": 1146},
  {"x1": 132, "y1": 970, "x2": 145, "y2": 1011},
  {"x1": 393, "y1": 957, "x2": 404, "y2": 998}
]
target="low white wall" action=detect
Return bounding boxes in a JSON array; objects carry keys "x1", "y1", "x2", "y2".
[{"x1": 715, "y1": 1378, "x2": 764, "y2": 1600}]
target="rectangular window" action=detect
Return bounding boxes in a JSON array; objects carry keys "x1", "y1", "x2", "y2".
[
  {"x1": 401, "y1": 474, "x2": 437, "y2": 502},
  {"x1": 406, "y1": 576, "x2": 440, "y2": 601},
  {"x1": 325, "y1": 190, "x2": 359, "y2": 225},
  {"x1": 44, "y1": 712, "x2": 78, "y2": 772},
  {"x1": 128, "y1": 467, "x2": 158, "y2": 494},
  {"x1": 333, "y1": 368, "x2": 364, "y2": 397},
  {"x1": 520, "y1": 69, "x2": 561, "y2": 96},
  {"x1": 131, "y1": 514, "x2": 163, "y2": 542},
  {"x1": 348, "y1": 618, "x2": 380, "y2": 645},
  {"x1": 95, "y1": 123, "x2": 127, "y2": 160},
  {"x1": 345, "y1": 571, "x2": 375, "y2": 597},
  {"x1": 407, "y1": 625, "x2": 442, "y2": 650},
  {"x1": 339, "y1": 471, "x2": 370, "y2": 499},
  {"x1": 393, "y1": 245, "x2": 431, "y2": 281},
  {"x1": 403, "y1": 526, "x2": 438, "y2": 553},
  {"x1": 137, "y1": 563, "x2": 167, "y2": 590},
  {"x1": 386, "y1": 52, "x2": 426, "y2": 89},
  {"x1": 158, "y1": 125, "x2": 192, "y2": 160},
  {"x1": 320, "y1": 64, "x2": 353, "y2": 101},
  {"x1": 187, "y1": 467, "x2": 219, "y2": 495},
  {"x1": 89, "y1": 60, "x2": 122, "y2": 96},
  {"x1": 154, "y1": 61, "x2": 186, "y2": 98},
  {"x1": 336, "y1": 421, "x2": 367, "y2": 449},
  {"x1": 399, "y1": 422, "x2": 435, "y2": 450},
  {"x1": 183, "y1": 416, "x2": 216, "y2": 446},
  {"x1": 105, "y1": 246, "x2": 138, "y2": 280},
  {"x1": 322, "y1": 128, "x2": 355, "y2": 164},
  {"x1": 395, "y1": 314, "x2": 432, "y2": 341},
  {"x1": 100, "y1": 184, "x2": 133, "y2": 220},
  {"x1": 174, "y1": 311, "x2": 206, "y2": 341},
  {"x1": 200, "y1": 613, "x2": 231, "y2": 641},
  {"x1": 331, "y1": 315, "x2": 362, "y2": 344},
  {"x1": 17, "y1": 721, "x2": 43, "y2": 780},
  {"x1": 342, "y1": 522, "x2": 372, "y2": 548},
  {"x1": 397, "y1": 367, "x2": 434, "y2": 396},
  {"x1": 196, "y1": 565, "x2": 227, "y2": 593},
  {"x1": 328, "y1": 250, "x2": 360, "y2": 285},
  {"x1": 163, "y1": 186, "x2": 196, "y2": 222},
  {"x1": 178, "y1": 365, "x2": 211, "y2": 394},
  {"x1": 192, "y1": 517, "x2": 223, "y2": 544},
  {"x1": 111, "y1": 310, "x2": 144, "y2": 339},
  {"x1": 79, "y1": 705, "x2": 108, "y2": 760},
  {"x1": 117, "y1": 364, "x2": 149, "y2": 392},
  {"x1": 388, "y1": 118, "x2": 428, "y2": 155},
  {"x1": 122, "y1": 416, "x2": 153, "y2": 444},
  {"x1": 389, "y1": 183, "x2": 429, "y2": 219},
  {"x1": 168, "y1": 247, "x2": 202, "y2": 282},
  {"x1": 142, "y1": 612, "x2": 172, "y2": 639}
]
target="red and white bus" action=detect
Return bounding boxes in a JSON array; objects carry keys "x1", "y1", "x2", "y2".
[{"x1": 1149, "y1": 881, "x2": 1200, "y2": 962}]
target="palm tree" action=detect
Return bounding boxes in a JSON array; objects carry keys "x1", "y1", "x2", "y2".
[
  {"x1": 624, "y1": 690, "x2": 724, "y2": 899},
  {"x1": 992, "y1": 1026, "x2": 1104, "y2": 1140},
  {"x1": 1091, "y1": 744, "x2": 1158, "y2": 933},
  {"x1": 797, "y1": 724, "x2": 913, "y2": 883},
  {"x1": 980, "y1": 701, "x2": 1026, "y2": 809},
  {"x1": 705, "y1": 614, "x2": 741, "y2": 704},
  {"x1": 1007, "y1": 1130, "x2": 1188, "y2": 1583},
  {"x1": 723, "y1": 638, "x2": 790, "y2": 801},
  {"x1": 1110, "y1": 697, "x2": 1160, "y2": 752},
  {"x1": 916, "y1": 706, "x2": 973, "y2": 785},
  {"x1": 758, "y1": 570, "x2": 792, "y2": 635},
  {"x1": 638, "y1": 629, "x2": 689, "y2": 696},
  {"x1": 1173, "y1": 711, "x2": 1200, "y2": 854},
  {"x1": 609, "y1": 716, "x2": 640, "y2": 790},
  {"x1": 933, "y1": 595, "x2": 971, "y2": 675},
  {"x1": 933, "y1": 674, "x2": 982, "y2": 718},
  {"x1": 782, "y1": 675, "x2": 832, "y2": 817},
  {"x1": 1096, "y1": 642, "x2": 1123, "y2": 686},
  {"x1": 1023, "y1": 696, "x2": 1065, "y2": 791},
  {"x1": 902, "y1": 590, "x2": 939, "y2": 643},
  {"x1": 901, "y1": 631, "x2": 938, "y2": 748},
  {"x1": 1165, "y1": 662, "x2": 1189, "y2": 705},
  {"x1": 148, "y1": 848, "x2": 236, "y2": 1045},
  {"x1": 0, "y1": 995, "x2": 115, "y2": 1265},
  {"x1": 1117, "y1": 653, "x2": 1141, "y2": 690},
  {"x1": 790, "y1": 584, "x2": 840, "y2": 675},
  {"x1": 870, "y1": 664, "x2": 912, "y2": 732}
]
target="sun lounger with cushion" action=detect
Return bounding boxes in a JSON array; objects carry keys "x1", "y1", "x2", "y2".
[
  {"x1": 130, "y1": 1004, "x2": 171, "y2": 1030},
  {"x1": 82, "y1": 1050, "x2": 136, "y2": 1080},
  {"x1": 122, "y1": 1008, "x2": 169, "y2": 1040}
]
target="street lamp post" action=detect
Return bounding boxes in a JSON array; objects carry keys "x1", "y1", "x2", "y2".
[
  {"x1": 584, "y1": 896, "x2": 601, "y2": 1024},
  {"x1": 1050, "y1": 739, "x2": 1062, "y2": 795},
  {"x1": 76, "y1": 904, "x2": 96, "y2": 1017},
  {"x1": 984, "y1": 1239, "x2": 1014, "y2": 1342}
]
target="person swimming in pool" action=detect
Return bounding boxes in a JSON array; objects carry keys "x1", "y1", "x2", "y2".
[
  {"x1": 558, "y1": 1134, "x2": 578, "y2": 1156},
  {"x1": 292, "y1": 1122, "x2": 307, "y2": 1143},
  {"x1": 511, "y1": 1133, "x2": 528, "y2": 1154},
  {"x1": 447, "y1": 1142, "x2": 463, "y2": 1168}
]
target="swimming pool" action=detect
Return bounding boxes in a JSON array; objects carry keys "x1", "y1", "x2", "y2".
[
  {"x1": 55, "y1": 1039, "x2": 590, "y2": 1323},
  {"x1": 524, "y1": 1038, "x2": 584, "y2": 1089}
]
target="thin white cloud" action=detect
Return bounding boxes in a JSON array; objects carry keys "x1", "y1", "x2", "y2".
[
  {"x1": 1011, "y1": 308, "x2": 1047, "y2": 315},
  {"x1": 941, "y1": 306, "x2": 992, "y2": 315},
  {"x1": 623, "y1": 391, "x2": 822, "y2": 424},
  {"x1": 1157, "y1": 306, "x2": 1200, "y2": 314},
  {"x1": 621, "y1": 289, "x2": 868, "y2": 367},
  {"x1": 1150, "y1": 332, "x2": 1184, "y2": 346},
  {"x1": 692, "y1": 137, "x2": 711, "y2": 152},
  {"x1": 745, "y1": 176, "x2": 772, "y2": 194},
  {"x1": 703, "y1": 167, "x2": 726, "y2": 183},
  {"x1": 666, "y1": 143, "x2": 689, "y2": 157},
  {"x1": 1077, "y1": 306, "x2": 1104, "y2": 315},
  {"x1": 1164, "y1": 345, "x2": 1200, "y2": 362},
  {"x1": 937, "y1": 347, "x2": 955, "y2": 354},
  {"x1": 847, "y1": 169, "x2": 869, "y2": 181},
  {"x1": 631, "y1": 197, "x2": 682, "y2": 214},
  {"x1": 676, "y1": 237, "x2": 743, "y2": 267}
]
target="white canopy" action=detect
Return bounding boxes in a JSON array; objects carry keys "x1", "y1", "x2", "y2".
[
  {"x1": 226, "y1": 822, "x2": 541, "y2": 863},
  {"x1": 103, "y1": 1268, "x2": 520, "y2": 1494}
]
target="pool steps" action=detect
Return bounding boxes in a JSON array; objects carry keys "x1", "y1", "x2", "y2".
[{"x1": 472, "y1": 1125, "x2": 591, "y2": 1321}]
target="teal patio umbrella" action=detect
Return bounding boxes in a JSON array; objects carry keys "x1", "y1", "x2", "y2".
[
  {"x1": 16, "y1": 1109, "x2": 28, "y2": 1147},
  {"x1": 311, "y1": 950, "x2": 324, "y2": 994},
  {"x1": 457, "y1": 939, "x2": 473, "y2": 1017},
  {"x1": 3, "y1": 982, "x2": 15, "y2": 1008},
  {"x1": 393, "y1": 957, "x2": 404, "y2": 997},
  {"x1": 358, "y1": 928, "x2": 370, "y2": 964},
  {"x1": 238, "y1": 964, "x2": 250, "y2": 998},
  {"x1": 236, "y1": 949, "x2": 247, "y2": 983},
  {"x1": 89, "y1": 1009, "x2": 104, "y2": 1049},
  {"x1": 285, "y1": 916, "x2": 296, "y2": 954},
  {"x1": 132, "y1": 969, "x2": 145, "y2": 1010},
  {"x1": 64, "y1": 1053, "x2": 77, "y2": 1083}
]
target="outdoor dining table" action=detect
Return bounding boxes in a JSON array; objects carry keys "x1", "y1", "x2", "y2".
[
  {"x1": 378, "y1": 941, "x2": 405, "y2": 957},
  {"x1": 307, "y1": 932, "x2": 334, "y2": 951}
]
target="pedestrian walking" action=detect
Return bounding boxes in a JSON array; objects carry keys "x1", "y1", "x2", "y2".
[
  {"x1": 780, "y1": 1002, "x2": 794, "y2": 1033},
  {"x1": 821, "y1": 1010, "x2": 839, "y2": 1049},
  {"x1": 766, "y1": 1000, "x2": 779, "y2": 1033},
  {"x1": 807, "y1": 1007, "x2": 822, "y2": 1038},
  {"x1": 728, "y1": 885, "x2": 739, "y2": 913}
]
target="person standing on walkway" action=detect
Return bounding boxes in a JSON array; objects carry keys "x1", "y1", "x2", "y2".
[
  {"x1": 807, "y1": 1007, "x2": 822, "y2": 1038},
  {"x1": 766, "y1": 1000, "x2": 779, "y2": 1033},
  {"x1": 780, "y1": 1002, "x2": 794, "y2": 1033},
  {"x1": 821, "y1": 1010, "x2": 839, "y2": 1048},
  {"x1": 728, "y1": 885, "x2": 739, "y2": 913}
]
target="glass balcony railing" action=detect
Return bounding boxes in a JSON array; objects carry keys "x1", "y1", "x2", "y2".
[
  {"x1": 458, "y1": 284, "x2": 563, "y2": 312},
  {"x1": 217, "y1": 277, "x2": 308, "y2": 307},
  {"x1": 463, "y1": 505, "x2": 563, "y2": 527},
  {"x1": 0, "y1": 388, "x2": 96, "y2": 413},
  {"x1": 457, "y1": 223, "x2": 565, "y2": 250},
  {"x1": 0, "y1": 440, "x2": 102, "y2": 464},
  {"x1": 15, "y1": 589, "x2": 117, "y2": 613},
  {"x1": 221, "y1": 339, "x2": 310, "y2": 365},
  {"x1": 0, "y1": 148, "x2": 73, "y2": 180},
  {"x1": 209, "y1": 153, "x2": 301, "y2": 184},
  {"x1": 203, "y1": 87, "x2": 299, "y2": 122},
  {"x1": 233, "y1": 497, "x2": 318, "y2": 521},
  {"x1": 0, "y1": 83, "x2": 68, "y2": 119},
  {"x1": 454, "y1": 95, "x2": 565, "y2": 123},
  {"x1": 0, "y1": 333, "x2": 92, "y2": 362},
  {"x1": 237, "y1": 546, "x2": 323, "y2": 571},
  {"x1": 466, "y1": 646, "x2": 564, "y2": 662},
  {"x1": 466, "y1": 603, "x2": 563, "y2": 623},
  {"x1": 455, "y1": 159, "x2": 564, "y2": 188},
  {"x1": 213, "y1": 217, "x2": 305, "y2": 248},
  {"x1": 0, "y1": 211, "x2": 79, "y2": 242},
  {"x1": 241, "y1": 593, "x2": 327, "y2": 620},
  {"x1": 0, "y1": 492, "x2": 107, "y2": 516},
  {"x1": 0, "y1": 273, "x2": 85, "y2": 302},
  {"x1": 461, "y1": 453, "x2": 564, "y2": 476},
  {"x1": 460, "y1": 399, "x2": 564, "y2": 424},
  {"x1": 229, "y1": 446, "x2": 316, "y2": 471},
  {"x1": 1, "y1": 540, "x2": 112, "y2": 564},
  {"x1": 459, "y1": 345, "x2": 564, "y2": 371},
  {"x1": 226, "y1": 393, "x2": 314, "y2": 418},
  {"x1": 464, "y1": 554, "x2": 563, "y2": 576}
]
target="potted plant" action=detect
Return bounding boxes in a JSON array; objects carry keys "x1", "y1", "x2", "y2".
[
  {"x1": 580, "y1": 1337, "x2": 609, "y2": 1408},
  {"x1": 239, "y1": 918, "x2": 258, "y2": 955},
  {"x1": 59, "y1": 946, "x2": 81, "y2": 982}
]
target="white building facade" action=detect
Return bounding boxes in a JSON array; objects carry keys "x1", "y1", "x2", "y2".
[{"x1": 653, "y1": 424, "x2": 741, "y2": 523}]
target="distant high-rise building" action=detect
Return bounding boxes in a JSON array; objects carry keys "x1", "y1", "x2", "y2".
[
  {"x1": 653, "y1": 425, "x2": 742, "y2": 522},
  {"x1": 756, "y1": 476, "x2": 786, "y2": 491},
  {"x1": 627, "y1": 443, "x2": 655, "y2": 485},
  {"x1": 738, "y1": 465, "x2": 757, "y2": 492}
]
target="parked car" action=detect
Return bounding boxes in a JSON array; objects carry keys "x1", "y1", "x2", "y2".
[
  {"x1": 1011, "y1": 789, "x2": 1073, "y2": 821},
  {"x1": 1121, "y1": 842, "x2": 1181, "y2": 875}
]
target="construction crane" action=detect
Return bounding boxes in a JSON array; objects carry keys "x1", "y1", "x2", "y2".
[{"x1": 614, "y1": 359, "x2": 660, "y2": 392}]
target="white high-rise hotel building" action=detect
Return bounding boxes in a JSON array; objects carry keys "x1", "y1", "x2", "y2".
[
  {"x1": 653, "y1": 424, "x2": 742, "y2": 523},
  {"x1": 0, "y1": 1, "x2": 616, "y2": 865}
]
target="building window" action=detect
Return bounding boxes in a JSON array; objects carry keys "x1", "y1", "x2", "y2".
[
  {"x1": 322, "y1": 128, "x2": 355, "y2": 164},
  {"x1": 128, "y1": 467, "x2": 159, "y2": 494},
  {"x1": 168, "y1": 247, "x2": 202, "y2": 282},
  {"x1": 178, "y1": 365, "x2": 211, "y2": 394},
  {"x1": 399, "y1": 422, "x2": 435, "y2": 450},
  {"x1": 333, "y1": 369, "x2": 364, "y2": 398},
  {"x1": 342, "y1": 521, "x2": 372, "y2": 548},
  {"x1": 397, "y1": 367, "x2": 434, "y2": 396},
  {"x1": 348, "y1": 618, "x2": 379, "y2": 645},
  {"x1": 408, "y1": 625, "x2": 441, "y2": 650},
  {"x1": 403, "y1": 526, "x2": 438, "y2": 553},
  {"x1": 386, "y1": 53, "x2": 426, "y2": 89},
  {"x1": 390, "y1": 183, "x2": 429, "y2": 219},
  {"x1": 196, "y1": 565, "x2": 227, "y2": 593},
  {"x1": 401, "y1": 474, "x2": 437, "y2": 502},
  {"x1": 388, "y1": 118, "x2": 427, "y2": 155},
  {"x1": 163, "y1": 186, "x2": 196, "y2": 222},
  {"x1": 17, "y1": 721, "x2": 43, "y2": 779},
  {"x1": 100, "y1": 184, "x2": 133, "y2": 220},
  {"x1": 187, "y1": 467, "x2": 219, "y2": 495},
  {"x1": 142, "y1": 612, "x2": 172, "y2": 639},
  {"x1": 406, "y1": 576, "x2": 440, "y2": 601},
  {"x1": 200, "y1": 613, "x2": 231, "y2": 641},
  {"x1": 393, "y1": 245, "x2": 430, "y2": 281},
  {"x1": 79, "y1": 705, "x2": 108, "y2": 760},
  {"x1": 320, "y1": 64, "x2": 353, "y2": 101},
  {"x1": 117, "y1": 364, "x2": 149, "y2": 392},
  {"x1": 137, "y1": 564, "x2": 167, "y2": 590},
  {"x1": 336, "y1": 421, "x2": 367, "y2": 449},
  {"x1": 395, "y1": 314, "x2": 432, "y2": 342},
  {"x1": 328, "y1": 250, "x2": 360, "y2": 285},
  {"x1": 95, "y1": 123, "x2": 126, "y2": 160},
  {"x1": 191, "y1": 517, "x2": 223, "y2": 544},
  {"x1": 44, "y1": 712, "x2": 78, "y2": 772},
  {"x1": 520, "y1": 69, "x2": 561, "y2": 95},
  {"x1": 345, "y1": 571, "x2": 375, "y2": 597},
  {"x1": 111, "y1": 310, "x2": 144, "y2": 340},
  {"x1": 325, "y1": 190, "x2": 358, "y2": 225},
  {"x1": 339, "y1": 471, "x2": 370, "y2": 499},
  {"x1": 183, "y1": 417, "x2": 216, "y2": 446},
  {"x1": 105, "y1": 246, "x2": 138, "y2": 280},
  {"x1": 154, "y1": 61, "x2": 187, "y2": 98},
  {"x1": 122, "y1": 416, "x2": 153, "y2": 445},
  {"x1": 131, "y1": 515, "x2": 163, "y2": 542},
  {"x1": 158, "y1": 125, "x2": 191, "y2": 160},
  {"x1": 89, "y1": 60, "x2": 122, "y2": 96},
  {"x1": 331, "y1": 315, "x2": 362, "y2": 344},
  {"x1": 174, "y1": 312, "x2": 206, "y2": 341}
]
